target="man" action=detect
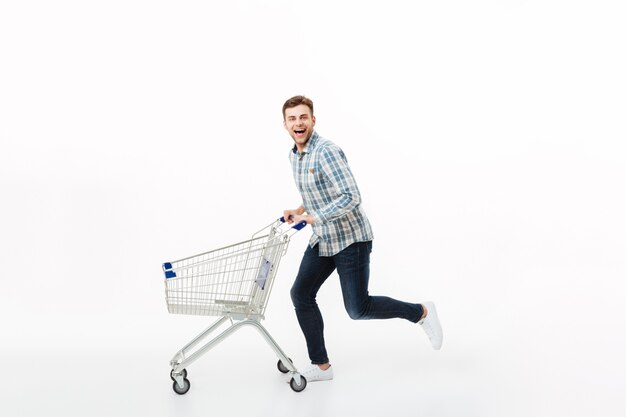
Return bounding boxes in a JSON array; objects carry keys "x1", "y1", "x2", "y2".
[{"x1": 282, "y1": 95, "x2": 443, "y2": 383}]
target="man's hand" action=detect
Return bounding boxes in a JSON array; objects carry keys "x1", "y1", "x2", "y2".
[
  {"x1": 283, "y1": 207, "x2": 315, "y2": 225},
  {"x1": 292, "y1": 213, "x2": 315, "y2": 225},
  {"x1": 283, "y1": 209, "x2": 300, "y2": 224}
]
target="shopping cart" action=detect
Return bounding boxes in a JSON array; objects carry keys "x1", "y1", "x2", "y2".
[{"x1": 162, "y1": 218, "x2": 308, "y2": 395}]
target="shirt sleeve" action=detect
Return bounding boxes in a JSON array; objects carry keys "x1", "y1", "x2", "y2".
[{"x1": 308, "y1": 144, "x2": 362, "y2": 224}]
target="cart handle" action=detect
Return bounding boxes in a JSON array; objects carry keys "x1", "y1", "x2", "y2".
[{"x1": 280, "y1": 216, "x2": 307, "y2": 231}]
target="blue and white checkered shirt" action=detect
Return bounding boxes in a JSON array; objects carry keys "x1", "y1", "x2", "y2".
[{"x1": 289, "y1": 131, "x2": 374, "y2": 256}]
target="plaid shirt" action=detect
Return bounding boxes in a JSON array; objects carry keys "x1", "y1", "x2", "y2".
[{"x1": 289, "y1": 131, "x2": 373, "y2": 256}]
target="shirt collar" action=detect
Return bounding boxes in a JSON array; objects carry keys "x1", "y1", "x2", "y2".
[{"x1": 292, "y1": 131, "x2": 319, "y2": 156}]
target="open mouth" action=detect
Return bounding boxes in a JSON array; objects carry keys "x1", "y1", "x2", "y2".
[{"x1": 294, "y1": 129, "x2": 306, "y2": 138}]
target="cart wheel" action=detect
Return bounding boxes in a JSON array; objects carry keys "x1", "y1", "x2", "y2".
[
  {"x1": 277, "y1": 358, "x2": 293, "y2": 374},
  {"x1": 290, "y1": 376, "x2": 307, "y2": 393},
  {"x1": 170, "y1": 368, "x2": 188, "y2": 381},
  {"x1": 172, "y1": 378, "x2": 191, "y2": 395}
]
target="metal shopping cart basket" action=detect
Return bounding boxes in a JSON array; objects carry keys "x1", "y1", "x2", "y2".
[{"x1": 162, "y1": 218, "x2": 307, "y2": 395}]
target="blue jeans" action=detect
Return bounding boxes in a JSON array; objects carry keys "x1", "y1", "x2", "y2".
[{"x1": 290, "y1": 241, "x2": 423, "y2": 364}]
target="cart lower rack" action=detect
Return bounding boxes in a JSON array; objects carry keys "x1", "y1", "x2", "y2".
[{"x1": 162, "y1": 218, "x2": 307, "y2": 394}]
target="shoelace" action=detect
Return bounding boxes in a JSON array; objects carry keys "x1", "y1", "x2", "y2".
[{"x1": 302, "y1": 366, "x2": 328, "y2": 376}]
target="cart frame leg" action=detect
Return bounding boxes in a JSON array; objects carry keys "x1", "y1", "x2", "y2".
[
  {"x1": 170, "y1": 316, "x2": 230, "y2": 369},
  {"x1": 170, "y1": 316, "x2": 301, "y2": 382}
]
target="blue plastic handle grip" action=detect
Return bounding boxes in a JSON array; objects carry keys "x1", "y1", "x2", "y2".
[
  {"x1": 279, "y1": 216, "x2": 307, "y2": 230},
  {"x1": 292, "y1": 221, "x2": 307, "y2": 230}
]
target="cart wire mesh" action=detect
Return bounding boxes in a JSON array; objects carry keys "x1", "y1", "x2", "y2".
[{"x1": 162, "y1": 221, "x2": 297, "y2": 320}]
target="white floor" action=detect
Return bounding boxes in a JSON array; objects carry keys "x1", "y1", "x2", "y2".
[
  {"x1": 4, "y1": 292, "x2": 625, "y2": 417},
  {"x1": 3, "y1": 318, "x2": 488, "y2": 417}
]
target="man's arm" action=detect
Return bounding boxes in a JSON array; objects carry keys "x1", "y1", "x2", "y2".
[{"x1": 307, "y1": 145, "x2": 361, "y2": 225}]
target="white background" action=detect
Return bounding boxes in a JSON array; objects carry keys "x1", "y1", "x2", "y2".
[{"x1": 1, "y1": 1, "x2": 625, "y2": 416}]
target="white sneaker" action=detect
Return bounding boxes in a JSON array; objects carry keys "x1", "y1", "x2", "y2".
[
  {"x1": 419, "y1": 301, "x2": 443, "y2": 350},
  {"x1": 299, "y1": 364, "x2": 334, "y2": 382}
]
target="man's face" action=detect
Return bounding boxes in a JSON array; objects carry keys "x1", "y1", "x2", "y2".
[{"x1": 284, "y1": 104, "x2": 316, "y2": 150}]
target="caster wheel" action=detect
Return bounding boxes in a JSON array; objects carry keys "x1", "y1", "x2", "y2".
[
  {"x1": 170, "y1": 368, "x2": 187, "y2": 381},
  {"x1": 290, "y1": 376, "x2": 307, "y2": 393},
  {"x1": 277, "y1": 358, "x2": 293, "y2": 374},
  {"x1": 172, "y1": 378, "x2": 191, "y2": 395}
]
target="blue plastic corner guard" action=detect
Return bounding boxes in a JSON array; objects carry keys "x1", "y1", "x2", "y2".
[{"x1": 163, "y1": 263, "x2": 176, "y2": 279}]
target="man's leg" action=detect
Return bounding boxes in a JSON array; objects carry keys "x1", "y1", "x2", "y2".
[
  {"x1": 290, "y1": 244, "x2": 336, "y2": 365},
  {"x1": 334, "y1": 241, "x2": 423, "y2": 322},
  {"x1": 335, "y1": 241, "x2": 443, "y2": 349}
]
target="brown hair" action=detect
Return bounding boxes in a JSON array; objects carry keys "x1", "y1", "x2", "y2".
[{"x1": 282, "y1": 95, "x2": 314, "y2": 119}]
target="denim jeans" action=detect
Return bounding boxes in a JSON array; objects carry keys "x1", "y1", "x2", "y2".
[{"x1": 290, "y1": 241, "x2": 424, "y2": 364}]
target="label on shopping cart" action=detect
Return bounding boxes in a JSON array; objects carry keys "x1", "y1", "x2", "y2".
[{"x1": 256, "y1": 258, "x2": 272, "y2": 290}]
